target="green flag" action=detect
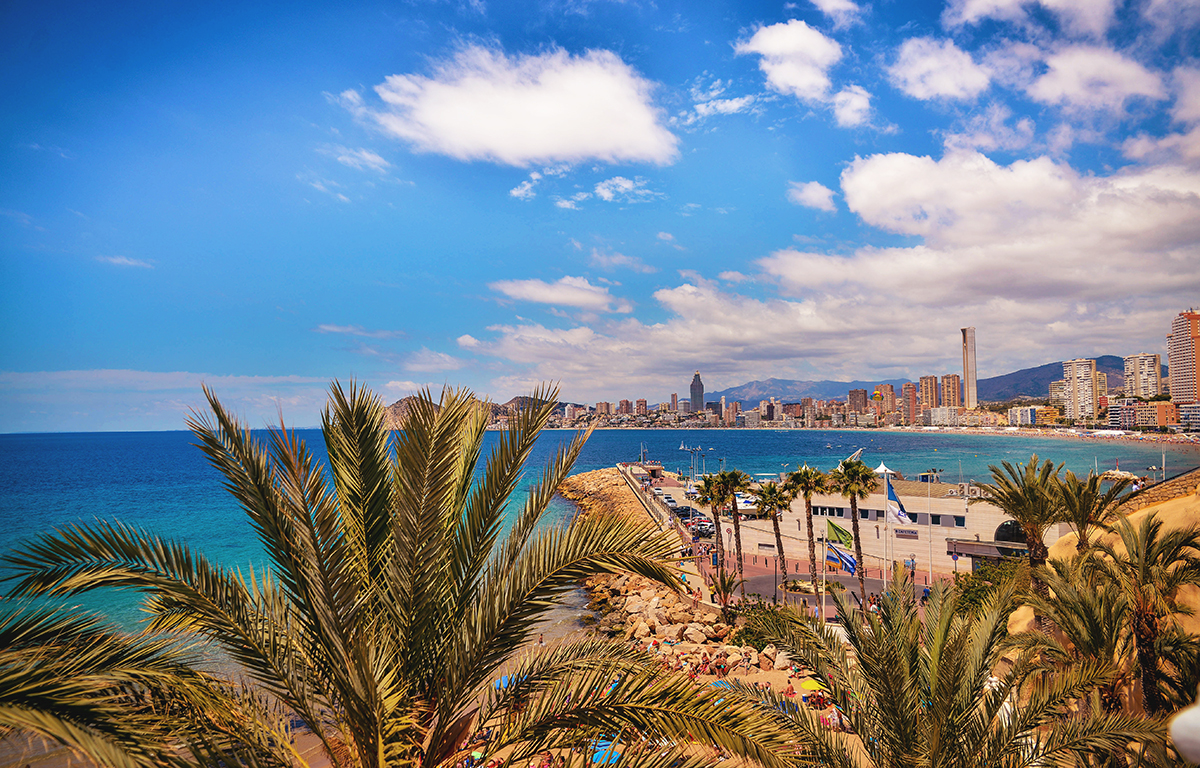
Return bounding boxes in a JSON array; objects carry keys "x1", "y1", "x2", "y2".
[{"x1": 827, "y1": 519, "x2": 854, "y2": 548}]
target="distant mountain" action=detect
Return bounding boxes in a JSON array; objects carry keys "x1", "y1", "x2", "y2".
[
  {"x1": 706, "y1": 377, "x2": 911, "y2": 406},
  {"x1": 976, "y1": 355, "x2": 1166, "y2": 401}
]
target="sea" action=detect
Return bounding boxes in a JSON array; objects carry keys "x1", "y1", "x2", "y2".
[{"x1": 1, "y1": 427, "x2": 1196, "y2": 634}]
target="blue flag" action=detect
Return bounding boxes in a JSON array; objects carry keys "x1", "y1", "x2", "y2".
[
  {"x1": 886, "y1": 476, "x2": 912, "y2": 524},
  {"x1": 826, "y1": 543, "x2": 857, "y2": 575}
]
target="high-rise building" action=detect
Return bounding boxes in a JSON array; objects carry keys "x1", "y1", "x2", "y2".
[
  {"x1": 878, "y1": 384, "x2": 896, "y2": 413},
  {"x1": 690, "y1": 371, "x2": 705, "y2": 413},
  {"x1": 1062, "y1": 358, "x2": 1101, "y2": 420},
  {"x1": 1168, "y1": 309, "x2": 1200, "y2": 405},
  {"x1": 848, "y1": 388, "x2": 868, "y2": 413},
  {"x1": 941, "y1": 374, "x2": 962, "y2": 408},
  {"x1": 679, "y1": 401, "x2": 691, "y2": 414},
  {"x1": 595, "y1": 402, "x2": 612, "y2": 415},
  {"x1": 618, "y1": 399, "x2": 633, "y2": 415},
  {"x1": 919, "y1": 375, "x2": 940, "y2": 409},
  {"x1": 670, "y1": 393, "x2": 678, "y2": 411},
  {"x1": 1124, "y1": 353, "x2": 1162, "y2": 399},
  {"x1": 961, "y1": 327, "x2": 977, "y2": 409},
  {"x1": 901, "y1": 382, "x2": 918, "y2": 424},
  {"x1": 635, "y1": 398, "x2": 647, "y2": 416}
]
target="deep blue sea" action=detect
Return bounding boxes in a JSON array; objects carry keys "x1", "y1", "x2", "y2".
[{"x1": 1, "y1": 427, "x2": 1196, "y2": 628}]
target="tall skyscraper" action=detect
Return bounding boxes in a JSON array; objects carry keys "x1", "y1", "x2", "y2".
[
  {"x1": 1168, "y1": 309, "x2": 1200, "y2": 405},
  {"x1": 961, "y1": 327, "x2": 977, "y2": 409},
  {"x1": 670, "y1": 393, "x2": 678, "y2": 411},
  {"x1": 941, "y1": 374, "x2": 962, "y2": 408},
  {"x1": 848, "y1": 388, "x2": 868, "y2": 413},
  {"x1": 878, "y1": 384, "x2": 896, "y2": 413},
  {"x1": 919, "y1": 375, "x2": 940, "y2": 409},
  {"x1": 1124, "y1": 353, "x2": 1162, "y2": 398},
  {"x1": 635, "y1": 399, "x2": 647, "y2": 416},
  {"x1": 1062, "y1": 358, "x2": 1101, "y2": 420},
  {"x1": 690, "y1": 371, "x2": 704, "y2": 413},
  {"x1": 901, "y1": 382, "x2": 918, "y2": 424}
]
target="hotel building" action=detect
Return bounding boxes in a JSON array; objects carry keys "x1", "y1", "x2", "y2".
[
  {"x1": 1168, "y1": 309, "x2": 1200, "y2": 405},
  {"x1": 919, "y1": 375, "x2": 940, "y2": 409},
  {"x1": 690, "y1": 372, "x2": 705, "y2": 413},
  {"x1": 941, "y1": 374, "x2": 962, "y2": 408},
  {"x1": 1061, "y1": 358, "x2": 1101, "y2": 420},
  {"x1": 901, "y1": 382, "x2": 918, "y2": 424},
  {"x1": 1124, "y1": 353, "x2": 1162, "y2": 398},
  {"x1": 961, "y1": 327, "x2": 978, "y2": 409}
]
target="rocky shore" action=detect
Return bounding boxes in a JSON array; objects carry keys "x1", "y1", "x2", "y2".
[{"x1": 558, "y1": 467, "x2": 647, "y2": 520}]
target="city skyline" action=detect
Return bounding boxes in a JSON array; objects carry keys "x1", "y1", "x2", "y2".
[{"x1": 4, "y1": 1, "x2": 1200, "y2": 432}]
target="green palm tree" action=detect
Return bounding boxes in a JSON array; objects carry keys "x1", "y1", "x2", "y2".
[
  {"x1": 827, "y1": 459, "x2": 877, "y2": 606},
  {"x1": 786, "y1": 465, "x2": 828, "y2": 589},
  {"x1": 1087, "y1": 511, "x2": 1200, "y2": 716},
  {"x1": 695, "y1": 474, "x2": 727, "y2": 577},
  {"x1": 0, "y1": 606, "x2": 280, "y2": 768},
  {"x1": 717, "y1": 469, "x2": 752, "y2": 599},
  {"x1": 751, "y1": 480, "x2": 794, "y2": 586},
  {"x1": 971, "y1": 454, "x2": 1062, "y2": 603},
  {"x1": 4, "y1": 383, "x2": 791, "y2": 768},
  {"x1": 1056, "y1": 469, "x2": 1136, "y2": 552},
  {"x1": 745, "y1": 566, "x2": 1164, "y2": 768},
  {"x1": 707, "y1": 569, "x2": 745, "y2": 623}
]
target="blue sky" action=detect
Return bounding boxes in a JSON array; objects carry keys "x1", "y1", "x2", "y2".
[{"x1": 2, "y1": 0, "x2": 1199, "y2": 431}]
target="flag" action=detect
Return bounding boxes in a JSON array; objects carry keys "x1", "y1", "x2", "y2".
[
  {"x1": 886, "y1": 476, "x2": 912, "y2": 524},
  {"x1": 827, "y1": 520, "x2": 854, "y2": 549},
  {"x1": 826, "y1": 543, "x2": 857, "y2": 575}
]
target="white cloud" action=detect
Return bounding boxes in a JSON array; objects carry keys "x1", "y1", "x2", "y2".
[
  {"x1": 1173, "y1": 66, "x2": 1200, "y2": 125},
  {"x1": 832, "y1": 85, "x2": 872, "y2": 126},
  {"x1": 888, "y1": 38, "x2": 991, "y2": 100},
  {"x1": 943, "y1": 103, "x2": 1036, "y2": 151},
  {"x1": 689, "y1": 95, "x2": 756, "y2": 123},
  {"x1": 96, "y1": 255, "x2": 153, "y2": 268},
  {"x1": 734, "y1": 20, "x2": 843, "y2": 103},
  {"x1": 943, "y1": 0, "x2": 1119, "y2": 37},
  {"x1": 325, "y1": 145, "x2": 391, "y2": 172},
  {"x1": 510, "y1": 171, "x2": 542, "y2": 200},
  {"x1": 405, "y1": 348, "x2": 466, "y2": 372},
  {"x1": 342, "y1": 45, "x2": 678, "y2": 167},
  {"x1": 786, "y1": 180, "x2": 837, "y2": 211},
  {"x1": 1026, "y1": 46, "x2": 1167, "y2": 112},
  {"x1": 594, "y1": 176, "x2": 660, "y2": 202},
  {"x1": 315, "y1": 324, "x2": 404, "y2": 339},
  {"x1": 489, "y1": 275, "x2": 633, "y2": 312},
  {"x1": 809, "y1": 0, "x2": 863, "y2": 29},
  {"x1": 590, "y1": 248, "x2": 657, "y2": 273}
]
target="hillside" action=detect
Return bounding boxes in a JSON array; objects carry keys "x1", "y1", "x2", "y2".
[
  {"x1": 706, "y1": 377, "x2": 911, "y2": 406},
  {"x1": 976, "y1": 355, "x2": 1165, "y2": 401}
]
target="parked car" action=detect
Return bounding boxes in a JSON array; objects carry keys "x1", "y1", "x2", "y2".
[
  {"x1": 691, "y1": 520, "x2": 715, "y2": 538},
  {"x1": 664, "y1": 496, "x2": 678, "y2": 508}
]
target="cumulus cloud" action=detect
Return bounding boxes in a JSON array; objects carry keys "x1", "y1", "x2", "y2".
[
  {"x1": 832, "y1": 85, "x2": 872, "y2": 126},
  {"x1": 809, "y1": 0, "x2": 863, "y2": 29},
  {"x1": 943, "y1": 104, "x2": 1036, "y2": 151},
  {"x1": 594, "y1": 176, "x2": 660, "y2": 202},
  {"x1": 324, "y1": 145, "x2": 391, "y2": 172},
  {"x1": 1026, "y1": 46, "x2": 1166, "y2": 113},
  {"x1": 340, "y1": 45, "x2": 678, "y2": 167},
  {"x1": 96, "y1": 255, "x2": 153, "y2": 268},
  {"x1": 943, "y1": 0, "x2": 1119, "y2": 38},
  {"x1": 888, "y1": 38, "x2": 991, "y2": 100},
  {"x1": 735, "y1": 20, "x2": 843, "y2": 102},
  {"x1": 510, "y1": 171, "x2": 541, "y2": 200},
  {"x1": 786, "y1": 180, "x2": 837, "y2": 211},
  {"x1": 489, "y1": 275, "x2": 633, "y2": 312},
  {"x1": 1172, "y1": 66, "x2": 1200, "y2": 124},
  {"x1": 590, "y1": 248, "x2": 657, "y2": 273}
]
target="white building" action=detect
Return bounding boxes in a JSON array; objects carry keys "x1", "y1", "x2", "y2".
[{"x1": 1124, "y1": 352, "x2": 1162, "y2": 398}]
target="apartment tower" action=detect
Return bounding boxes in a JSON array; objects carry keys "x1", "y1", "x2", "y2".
[
  {"x1": 1168, "y1": 310, "x2": 1200, "y2": 405},
  {"x1": 901, "y1": 382, "x2": 918, "y2": 424},
  {"x1": 961, "y1": 327, "x2": 978, "y2": 409},
  {"x1": 942, "y1": 374, "x2": 963, "y2": 408},
  {"x1": 1062, "y1": 358, "x2": 1100, "y2": 420},
  {"x1": 690, "y1": 371, "x2": 705, "y2": 413},
  {"x1": 919, "y1": 375, "x2": 940, "y2": 409}
]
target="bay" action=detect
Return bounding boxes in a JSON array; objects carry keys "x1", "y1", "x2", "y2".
[{"x1": 1, "y1": 427, "x2": 1196, "y2": 628}]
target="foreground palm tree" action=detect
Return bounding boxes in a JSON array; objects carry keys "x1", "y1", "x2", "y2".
[
  {"x1": 827, "y1": 459, "x2": 876, "y2": 606},
  {"x1": 717, "y1": 470, "x2": 752, "y2": 598},
  {"x1": 786, "y1": 465, "x2": 828, "y2": 589},
  {"x1": 1088, "y1": 511, "x2": 1200, "y2": 716},
  {"x1": 1056, "y1": 469, "x2": 1135, "y2": 552},
  {"x1": 4, "y1": 383, "x2": 789, "y2": 768},
  {"x1": 971, "y1": 454, "x2": 1062, "y2": 603},
  {"x1": 751, "y1": 480, "x2": 793, "y2": 587},
  {"x1": 746, "y1": 567, "x2": 1164, "y2": 768}
]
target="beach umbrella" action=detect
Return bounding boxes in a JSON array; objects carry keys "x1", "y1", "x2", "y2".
[
  {"x1": 800, "y1": 679, "x2": 827, "y2": 691},
  {"x1": 874, "y1": 462, "x2": 896, "y2": 475},
  {"x1": 592, "y1": 738, "x2": 622, "y2": 764}
]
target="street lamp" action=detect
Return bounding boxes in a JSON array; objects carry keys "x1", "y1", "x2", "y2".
[{"x1": 926, "y1": 468, "x2": 943, "y2": 586}]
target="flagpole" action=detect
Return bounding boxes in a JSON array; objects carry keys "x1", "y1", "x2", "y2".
[
  {"x1": 885, "y1": 475, "x2": 891, "y2": 579},
  {"x1": 821, "y1": 536, "x2": 827, "y2": 624}
]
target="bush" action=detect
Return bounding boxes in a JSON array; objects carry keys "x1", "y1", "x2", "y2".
[{"x1": 953, "y1": 557, "x2": 1029, "y2": 615}]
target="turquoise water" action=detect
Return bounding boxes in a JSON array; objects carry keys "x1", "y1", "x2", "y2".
[{"x1": 1, "y1": 427, "x2": 1196, "y2": 627}]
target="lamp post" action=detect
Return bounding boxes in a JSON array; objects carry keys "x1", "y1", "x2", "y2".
[{"x1": 927, "y1": 468, "x2": 942, "y2": 586}]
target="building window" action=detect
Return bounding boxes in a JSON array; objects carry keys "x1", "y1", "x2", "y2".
[
  {"x1": 930, "y1": 514, "x2": 941, "y2": 525},
  {"x1": 954, "y1": 516, "x2": 966, "y2": 527},
  {"x1": 837, "y1": 508, "x2": 845, "y2": 517}
]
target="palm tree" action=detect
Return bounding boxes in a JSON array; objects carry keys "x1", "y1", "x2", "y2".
[
  {"x1": 971, "y1": 454, "x2": 1062, "y2": 601},
  {"x1": 695, "y1": 474, "x2": 727, "y2": 576},
  {"x1": 827, "y1": 459, "x2": 877, "y2": 606},
  {"x1": 751, "y1": 480, "x2": 794, "y2": 586},
  {"x1": 1087, "y1": 511, "x2": 1200, "y2": 716},
  {"x1": 717, "y1": 469, "x2": 752, "y2": 599},
  {"x1": 4, "y1": 383, "x2": 791, "y2": 768},
  {"x1": 707, "y1": 569, "x2": 745, "y2": 623},
  {"x1": 745, "y1": 566, "x2": 1164, "y2": 768},
  {"x1": 0, "y1": 605, "x2": 279, "y2": 768},
  {"x1": 1056, "y1": 469, "x2": 1136, "y2": 552},
  {"x1": 786, "y1": 465, "x2": 828, "y2": 590}
]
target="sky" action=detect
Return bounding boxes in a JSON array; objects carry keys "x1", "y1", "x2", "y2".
[{"x1": 2, "y1": 0, "x2": 1199, "y2": 431}]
